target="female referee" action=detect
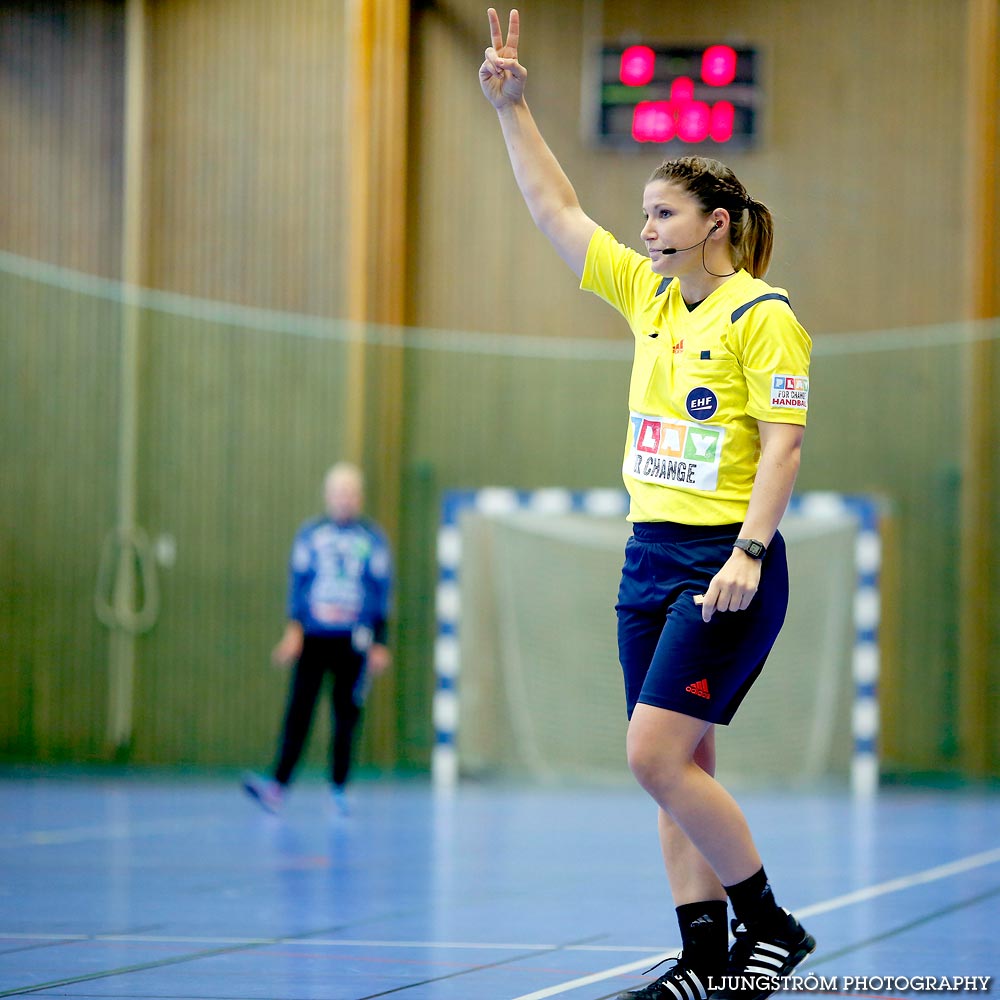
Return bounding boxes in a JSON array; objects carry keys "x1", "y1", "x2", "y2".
[{"x1": 479, "y1": 10, "x2": 815, "y2": 1000}]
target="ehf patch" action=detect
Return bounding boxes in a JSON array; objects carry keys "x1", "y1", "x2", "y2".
[
  {"x1": 770, "y1": 374, "x2": 809, "y2": 411},
  {"x1": 685, "y1": 386, "x2": 718, "y2": 421}
]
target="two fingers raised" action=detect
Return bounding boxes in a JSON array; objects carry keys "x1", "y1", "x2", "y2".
[{"x1": 488, "y1": 7, "x2": 519, "y2": 53}]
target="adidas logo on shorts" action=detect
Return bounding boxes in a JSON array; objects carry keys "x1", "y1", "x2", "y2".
[{"x1": 685, "y1": 678, "x2": 711, "y2": 699}]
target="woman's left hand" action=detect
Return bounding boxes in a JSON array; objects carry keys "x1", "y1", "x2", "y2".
[{"x1": 698, "y1": 550, "x2": 762, "y2": 622}]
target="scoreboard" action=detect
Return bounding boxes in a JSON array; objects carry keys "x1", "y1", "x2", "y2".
[{"x1": 594, "y1": 43, "x2": 760, "y2": 150}]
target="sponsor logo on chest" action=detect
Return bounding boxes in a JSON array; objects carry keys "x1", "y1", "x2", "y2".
[{"x1": 626, "y1": 412, "x2": 725, "y2": 491}]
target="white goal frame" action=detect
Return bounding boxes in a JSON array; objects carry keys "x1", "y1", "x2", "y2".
[{"x1": 433, "y1": 489, "x2": 881, "y2": 797}]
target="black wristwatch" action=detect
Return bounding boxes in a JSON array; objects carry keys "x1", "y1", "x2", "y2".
[{"x1": 733, "y1": 537, "x2": 767, "y2": 559}]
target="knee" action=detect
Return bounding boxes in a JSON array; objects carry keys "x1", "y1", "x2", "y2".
[{"x1": 626, "y1": 728, "x2": 686, "y2": 797}]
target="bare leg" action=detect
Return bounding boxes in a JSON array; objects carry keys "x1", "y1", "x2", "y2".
[
  {"x1": 619, "y1": 725, "x2": 731, "y2": 997},
  {"x1": 627, "y1": 703, "x2": 762, "y2": 886},
  {"x1": 659, "y1": 726, "x2": 727, "y2": 905}
]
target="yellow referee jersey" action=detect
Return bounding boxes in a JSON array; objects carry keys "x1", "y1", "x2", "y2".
[{"x1": 581, "y1": 227, "x2": 812, "y2": 525}]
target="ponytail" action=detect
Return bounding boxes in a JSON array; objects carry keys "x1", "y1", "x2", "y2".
[{"x1": 737, "y1": 198, "x2": 773, "y2": 279}]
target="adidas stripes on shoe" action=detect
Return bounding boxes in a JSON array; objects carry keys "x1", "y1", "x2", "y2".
[
  {"x1": 618, "y1": 958, "x2": 711, "y2": 1000},
  {"x1": 709, "y1": 910, "x2": 816, "y2": 1000}
]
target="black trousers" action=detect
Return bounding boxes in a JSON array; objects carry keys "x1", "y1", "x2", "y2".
[{"x1": 273, "y1": 633, "x2": 365, "y2": 788}]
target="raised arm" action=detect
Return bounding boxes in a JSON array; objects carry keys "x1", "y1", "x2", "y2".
[{"x1": 480, "y1": 8, "x2": 598, "y2": 277}]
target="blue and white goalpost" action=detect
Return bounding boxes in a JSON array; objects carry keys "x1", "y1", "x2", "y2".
[{"x1": 433, "y1": 489, "x2": 881, "y2": 797}]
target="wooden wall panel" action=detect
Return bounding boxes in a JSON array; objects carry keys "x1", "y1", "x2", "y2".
[
  {"x1": 409, "y1": 0, "x2": 968, "y2": 338},
  {"x1": 0, "y1": 273, "x2": 120, "y2": 763},
  {"x1": 130, "y1": 316, "x2": 352, "y2": 767},
  {"x1": 0, "y1": 1, "x2": 123, "y2": 275},
  {"x1": 0, "y1": 3, "x2": 124, "y2": 763},
  {"x1": 990, "y1": 7, "x2": 1000, "y2": 777},
  {"x1": 1, "y1": 0, "x2": 996, "y2": 779},
  {"x1": 958, "y1": 0, "x2": 999, "y2": 776},
  {"x1": 142, "y1": 0, "x2": 350, "y2": 315}
]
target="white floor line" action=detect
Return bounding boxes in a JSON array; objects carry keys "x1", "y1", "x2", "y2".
[
  {"x1": 510, "y1": 952, "x2": 681, "y2": 1000},
  {"x1": 0, "y1": 931, "x2": 667, "y2": 954},
  {"x1": 4, "y1": 846, "x2": 998, "y2": 991},
  {"x1": 793, "y1": 845, "x2": 1000, "y2": 919},
  {"x1": 509, "y1": 844, "x2": 1000, "y2": 1000}
]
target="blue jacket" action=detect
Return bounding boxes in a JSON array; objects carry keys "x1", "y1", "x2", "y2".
[{"x1": 286, "y1": 516, "x2": 392, "y2": 642}]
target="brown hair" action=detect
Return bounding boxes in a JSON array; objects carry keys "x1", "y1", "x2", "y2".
[{"x1": 648, "y1": 156, "x2": 774, "y2": 278}]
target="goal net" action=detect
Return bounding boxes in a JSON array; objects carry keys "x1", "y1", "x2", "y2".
[{"x1": 437, "y1": 490, "x2": 879, "y2": 790}]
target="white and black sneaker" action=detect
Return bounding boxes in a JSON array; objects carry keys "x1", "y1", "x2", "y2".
[
  {"x1": 709, "y1": 910, "x2": 815, "y2": 1000},
  {"x1": 618, "y1": 957, "x2": 711, "y2": 1000}
]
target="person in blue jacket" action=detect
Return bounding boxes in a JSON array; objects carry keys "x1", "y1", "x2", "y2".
[{"x1": 243, "y1": 462, "x2": 393, "y2": 815}]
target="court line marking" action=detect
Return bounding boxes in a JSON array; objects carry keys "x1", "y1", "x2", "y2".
[
  {"x1": 353, "y1": 934, "x2": 609, "y2": 1000},
  {"x1": 0, "y1": 911, "x2": 442, "y2": 999},
  {"x1": 0, "y1": 932, "x2": 662, "y2": 953},
  {"x1": 0, "y1": 817, "x2": 222, "y2": 849},
  {"x1": 508, "y1": 844, "x2": 1000, "y2": 1000},
  {"x1": 793, "y1": 845, "x2": 1000, "y2": 919},
  {"x1": 3, "y1": 842, "x2": 1000, "y2": 960},
  {"x1": 2, "y1": 846, "x2": 997, "y2": 997},
  {"x1": 803, "y1": 882, "x2": 1000, "y2": 970}
]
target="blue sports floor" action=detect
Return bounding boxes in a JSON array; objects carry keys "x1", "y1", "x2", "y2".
[{"x1": 0, "y1": 772, "x2": 997, "y2": 999}]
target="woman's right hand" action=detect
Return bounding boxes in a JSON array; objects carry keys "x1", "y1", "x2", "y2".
[{"x1": 480, "y1": 8, "x2": 526, "y2": 109}]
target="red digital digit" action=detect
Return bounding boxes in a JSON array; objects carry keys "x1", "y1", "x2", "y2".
[
  {"x1": 676, "y1": 101, "x2": 711, "y2": 143},
  {"x1": 709, "y1": 101, "x2": 735, "y2": 142},
  {"x1": 702, "y1": 45, "x2": 737, "y2": 86},
  {"x1": 620, "y1": 45, "x2": 656, "y2": 87},
  {"x1": 670, "y1": 76, "x2": 695, "y2": 103},
  {"x1": 632, "y1": 101, "x2": 675, "y2": 142}
]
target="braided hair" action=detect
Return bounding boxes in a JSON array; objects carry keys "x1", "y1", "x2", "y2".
[{"x1": 648, "y1": 157, "x2": 774, "y2": 278}]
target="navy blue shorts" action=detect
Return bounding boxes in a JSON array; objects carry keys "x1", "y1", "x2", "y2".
[{"x1": 616, "y1": 522, "x2": 788, "y2": 724}]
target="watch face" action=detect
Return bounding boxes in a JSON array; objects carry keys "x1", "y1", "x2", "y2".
[
  {"x1": 747, "y1": 540, "x2": 765, "y2": 558},
  {"x1": 737, "y1": 538, "x2": 765, "y2": 558}
]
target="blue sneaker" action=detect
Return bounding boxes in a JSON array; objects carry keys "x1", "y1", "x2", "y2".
[
  {"x1": 241, "y1": 772, "x2": 284, "y2": 814},
  {"x1": 331, "y1": 784, "x2": 350, "y2": 817}
]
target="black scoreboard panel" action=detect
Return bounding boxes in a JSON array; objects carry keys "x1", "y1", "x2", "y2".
[{"x1": 595, "y1": 44, "x2": 759, "y2": 150}]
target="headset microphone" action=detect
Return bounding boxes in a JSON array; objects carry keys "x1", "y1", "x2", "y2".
[{"x1": 661, "y1": 221, "x2": 723, "y2": 255}]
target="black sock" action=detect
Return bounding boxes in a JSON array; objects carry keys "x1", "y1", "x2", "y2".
[
  {"x1": 676, "y1": 900, "x2": 729, "y2": 976},
  {"x1": 724, "y1": 867, "x2": 784, "y2": 930}
]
